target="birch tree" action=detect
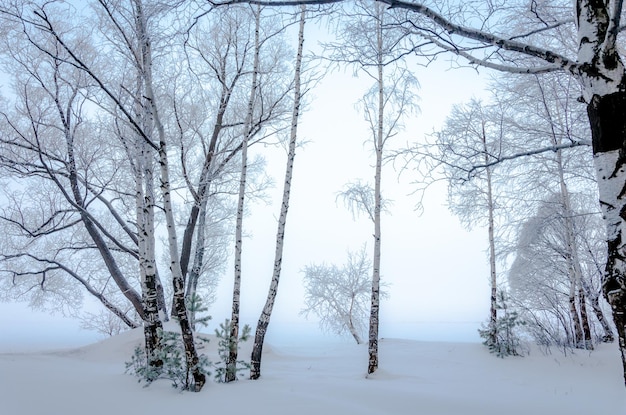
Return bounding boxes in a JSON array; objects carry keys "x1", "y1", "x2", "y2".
[
  {"x1": 173, "y1": 4, "x2": 293, "y2": 326},
  {"x1": 301, "y1": 245, "x2": 379, "y2": 344},
  {"x1": 389, "y1": 0, "x2": 626, "y2": 381},
  {"x1": 249, "y1": 5, "x2": 307, "y2": 380},
  {"x1": 494, "y1": 72, "x2": 609, "y2": 349},
  {"x1": 327, "y1": 0, "x2": 418, "y2": 375},
  {"x1": 435, "y1": 99, "x2": 506, "y2": 350},
  {"x1": 228, "y1": 4, "x2": 261, "y2": 384}
]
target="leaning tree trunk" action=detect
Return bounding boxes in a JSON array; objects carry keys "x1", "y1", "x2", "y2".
[
  {"x1": 227, "y1": 5, "x2": 261, "y2": 383},
  {"x1": 249, "y1": 5, "x2": 306, "y2": 380},
  {"x1": 588, "y1": 290, "x2": 615, "y2": 342},
  {"x1": 348, "y1": 297, "x2": 363, "y2": 344},
  {"x1": 186, "y1": 198, "x2": 208, "y2": 330},
  {"x1": 155, "y1": 87, "x2": 205, "y2": 392}
]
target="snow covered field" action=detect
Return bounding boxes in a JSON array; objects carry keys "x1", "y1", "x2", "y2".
[{"x1": 1, "y1": 327, "x2": 624, "y2": 415}]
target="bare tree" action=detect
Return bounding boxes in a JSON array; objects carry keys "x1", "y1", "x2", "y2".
[
  {"x1": 327, "y1": 0, "x2": 418, "y2": 375},
  {"x1": 434, "y1": 99, "x2": 506, "y2": 350},
  {"x1": 301, "y1": 245, "x2": 379, "y2": 344}
]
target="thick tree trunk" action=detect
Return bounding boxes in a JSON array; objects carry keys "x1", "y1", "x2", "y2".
[
  {"x1": 588, "y1": 88, "x2": 626, "y2": 384},
  {"x1": 134, "y1": 136, "x2": 163, "y2": 365},
  {"x1": 250, "y1": 6, "x2": 305, "y2": 380}
]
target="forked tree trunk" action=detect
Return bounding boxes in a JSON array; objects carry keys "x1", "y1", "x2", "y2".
[{"x1": 250, "y1": 6, "x2": 306, "y2": 380}]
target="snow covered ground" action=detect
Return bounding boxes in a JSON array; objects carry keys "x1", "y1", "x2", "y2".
[{"x1": 1, "y1": 327, "x2": 624, "y2": 415}]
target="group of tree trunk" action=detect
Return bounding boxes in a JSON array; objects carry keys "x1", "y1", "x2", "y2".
[{"x1": 2, "y1": 0, "x2": 626, "y2": 390}]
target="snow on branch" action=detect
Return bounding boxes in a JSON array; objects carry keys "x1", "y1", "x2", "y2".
[{"x1": 466, "y1": 140, "x2": 591, "y2": 179}]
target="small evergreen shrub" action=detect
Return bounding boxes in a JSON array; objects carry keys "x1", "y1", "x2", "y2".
[
  {"x1": 126, "y1": 328, "x2": 211, "y2": 390},
  {"x1": 479, "y1": 291, "x2": 526, "y2": 358},
  {"x1": 187, "y1": 293, "x2": 212, "y2": 330},
  {"x1": 213, "y1": 319, "x2": 251, "y2": 383}
]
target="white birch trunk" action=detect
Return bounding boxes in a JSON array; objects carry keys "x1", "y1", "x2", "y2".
[
  {"x1": 480, "y1": 122, "x2": 498, "y2": 345},
  {"x1": 227, "y1": 5, "x2": 261, "y2": 384},
  {"x1": 134, "y1": 131, "x2": 163, "y2": 364},
  {"x1": 367, "y1": 3, "x2": 384, "y2": 375},
  {"x1": 250, "y1": 5, "x2": 306, "y2": 380},
  {"x1": 575, "y1": 0, "x2": 626, "y2": 383}
]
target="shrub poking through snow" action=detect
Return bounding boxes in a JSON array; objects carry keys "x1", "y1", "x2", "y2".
[
  {"x1": 479, "y1": 291, "x2": 526, "y2": 358},
  {"x1": 126, "y1": 328, "x2": 211, "y2": 390},
  {"x1": 213, "y1": 319, "x2": 251, "y2": 383}
]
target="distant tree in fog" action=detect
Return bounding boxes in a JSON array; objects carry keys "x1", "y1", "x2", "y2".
[{"x1": 301, "y1": 245, "x2": 387, "y2": 345}]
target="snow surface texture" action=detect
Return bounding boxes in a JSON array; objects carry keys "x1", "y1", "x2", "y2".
[{"x1": 0, "y1": 328, "x2": 624, "y2": 415}]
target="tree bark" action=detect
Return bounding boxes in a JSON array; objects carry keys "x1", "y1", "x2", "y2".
[
  {"x1": 134, "y1": 133, "x2": 163, "y2": 365},
  {"x1": 588, "y1": 89, "x2": 626, "y2": 384}
]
